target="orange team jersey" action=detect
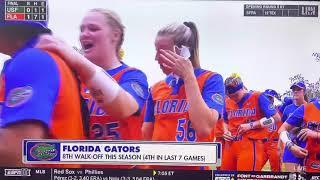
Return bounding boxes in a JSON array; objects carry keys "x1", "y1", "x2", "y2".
[
  {"x1": 84, "y1": 65, "x2": 148, "y2": 140},
  {"x1": 221, "y1": 91, "x2": 277, "y2": 171},
  {"x1": 152, "y1": 71, "x2": 218, "y2": 142},
  {"x1": 286, "y1": 101, "x2": 320, "y2": 172},
  {"x1": 262, "y1": 105, "x2": 281, "y2": 172},
  {"x1": 82, "y1": 64, "x2": 148, "y2": 169},
  {"x1": 144, "y1": 69, "x2": 225, "y2": 170},
  {"x1": 226, "y1": 91, "x2": 277, "y2": 140},
  {"x1": 0, "y1": 47, "x2": 85, "y2": 168}
]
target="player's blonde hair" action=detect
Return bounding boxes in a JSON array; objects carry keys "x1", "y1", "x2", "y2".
[
  {"x1": 225, "y1": 73, "x2": 243, "y2": 87},
  {"x1": 157, "y1": 21, "x2": 200, "y2": 68},
  {"x1": 89, "y1": 8, "x2": 125, "y2": 60}
]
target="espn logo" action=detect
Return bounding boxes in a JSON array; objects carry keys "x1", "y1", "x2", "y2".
[{"x1": 4, "y1": 168, "x2": 31, "y2": 176}]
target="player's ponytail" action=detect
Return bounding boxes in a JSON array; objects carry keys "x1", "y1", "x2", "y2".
[{"x1": 183, "y1": 21, "x2": 200, "y2": 68}]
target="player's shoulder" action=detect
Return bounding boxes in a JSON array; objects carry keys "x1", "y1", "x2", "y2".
[
  {"x1": 197, "y1": 69, "x2": 223, "y2": 87},
  {"x1": 13, "y1": 48, "x2": 57, "y2": 70},
  {"x1": 198, "y1": 68, "x2": 222, "y2": 79},
  {"x1": 16, "y1": 48, "x2": 51, "y2": 60},
  {"x1": 10, "y1": 48, "x2": 57, "y2": 74},
  {"x1": 253, "y1": 90, "x2": 262, "y2": 95},
  {"x1": 120, "y1": 64, "x2": 147, "y2": 81},
  {"x1": 151, "y1": 80, "x2": 167, "y2": 90}
]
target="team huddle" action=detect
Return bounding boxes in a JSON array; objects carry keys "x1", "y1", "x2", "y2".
[{"x1": 0, "y1": 0, "x2": 319, "y2": 173}]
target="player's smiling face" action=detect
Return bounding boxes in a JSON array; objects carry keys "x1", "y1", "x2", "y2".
[
  {"x1": 79, "y1": 11, "x2": 116, "y2": 62},
  {"x1": 154, "y1": 35, "x2": 175, "y2": 75}
]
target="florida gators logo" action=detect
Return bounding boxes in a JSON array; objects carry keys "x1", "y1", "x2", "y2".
[
  {"x1": 6, "y1": 86, "x2": 33, "y2": 107},
  {"x1": 311, "y1": 162, "x2": 320, "y2": 169},
  {"x1": 30, "y1": 143, "x2": 58, "y2": 161}
]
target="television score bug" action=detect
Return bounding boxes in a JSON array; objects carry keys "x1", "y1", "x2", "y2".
[{"x1": 5, "y1": 0, "x2": 47, "y2": 21}]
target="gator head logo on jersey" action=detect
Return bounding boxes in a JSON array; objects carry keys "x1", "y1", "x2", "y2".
[
  {"x1": 212, "y1": 93, "x2": 224, "y2": 105},
  {"x1": 131, "y1": 82, "x2": 145, "y2": 98},
  {"x1": 311, "y1": 162, "x2": 320, "y2": 170},
  {"x1": 268, "y1": 104, "x2": 275, "y2": 111},
  {"x1": 5, "y1": 86, "x2": 33, "y2": 107},
  {"x1": 30, "y1": 143, "x2": 58, "y2": 161}
]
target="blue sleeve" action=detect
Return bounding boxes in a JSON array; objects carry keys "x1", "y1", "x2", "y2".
[
  {"x1": 281, "y1": 106, "x2": 290, "y2": 122},
  {"x1": 223, "y1": 105, "x2": 228, "y2": 123},
  {"x1": 258, "y1": 94, "x2": 277, "y2": 118},
  {"x1": 286, "y1": 105, "x2": 304, "y2": 127},
  {"x1": 1, "y1": 48, "x2": 59, "y2": 127},
  {"x1": 278, "y1": 104, "x2": 286, "y2": 114},
  {"x1": 119, "y1": 69, "x2": 149, "y2": 114},
  {"x1": 144, "y1": 91, "x2": 155, "y2": 123},
  {"x1": 202, "y1": 73, "x2": 225, "y2": 118}
]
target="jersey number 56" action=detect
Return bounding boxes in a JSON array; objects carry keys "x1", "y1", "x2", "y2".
[{"x1": 176, "y1": 118, "x2": 196, "y2": 142}]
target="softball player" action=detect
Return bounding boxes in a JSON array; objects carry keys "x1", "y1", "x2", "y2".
[
  {"x1": 262, "y1": 89, "x2": 282, "y2": 171},
  {"x1": 0, "y1": 0, "x2": 85, "y2": 167},
  {"x1": 221, "y1": 74, "x2": 281, "y2": 171},
  {"x1": 142, "y1": 21, "x2": 225, "y2": 170},
  {"x1": 279, "y1": 99, "x2": 320, "y2": 172},
  {"x1": 281, "y1": 82, "x2": 308, "y2": 172}
]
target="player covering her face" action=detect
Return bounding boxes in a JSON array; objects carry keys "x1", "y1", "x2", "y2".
[{"x1": 142, "y1": 21, "x2": 224, "y2": 150}]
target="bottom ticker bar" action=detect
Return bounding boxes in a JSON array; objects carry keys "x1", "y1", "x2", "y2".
[
  {"x1": 1, "y1": 168, "x2": 319, "y2": 180},
  {"x1": 0, "y1": 167, "x2": 212, "y2": 180}
]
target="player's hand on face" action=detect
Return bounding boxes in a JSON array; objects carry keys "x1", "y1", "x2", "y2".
[
  {"x1": 36, "y1": 35, "x2": 81, "y2": 68},
  {"x1": 222, "y1": 130, "x2": 234, "y2": 141},
  {"x1": 297, "y1": 128, "x2": 318, "y2": 141},
  {"x1": 159, "y1": 49, "x2": 194, "y2": 80},
  {"x1": 237, "y1": 123, "x2": 251, "y2": 136},
  {"x1": 290, "y1": 144, "x2": 308, "y2": 158}
]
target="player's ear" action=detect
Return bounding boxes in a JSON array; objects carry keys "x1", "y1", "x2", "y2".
[{"x1": 111, "y1": 28, "x2": 121, "y2": 44}]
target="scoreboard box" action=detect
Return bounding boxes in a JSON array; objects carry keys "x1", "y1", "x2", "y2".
[{"x1": 4, "y1": 0, "x2": 47, "y2": 21}]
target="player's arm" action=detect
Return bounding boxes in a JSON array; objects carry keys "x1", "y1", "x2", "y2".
[
  {"x1": 222, "y1": 121, "x2": 234, "y2": 142},
  {"x1": 248, "y1": 113, "x2": 281, "y2": 129},
  {"x1": 0, "y1": 122, "x2": 47, "y2": 167},
  {"x1": 0, "y1": 49, "x2": 59, "y2": 166},
  {"x1": 222, "y1": 107, "x2": 234, "y2": 141},
  {"x1": 237, "y1": 94, "x2": 280, "y2": 134},
  {"x1": 184, "y1": 73, "x2": 224, "y2": 138},
  {"x1": 278, "y1": 106, "x2": 308, "y2": 158},
  {"x1": 142, "y1": 92, "x2": 155, "y2": 140},
  {"x1": 36, "y1": 35, "x2": 140, "y2": 119},
  {"x1": 117, "y1": 70, "x2": 149, "y2": 118}
]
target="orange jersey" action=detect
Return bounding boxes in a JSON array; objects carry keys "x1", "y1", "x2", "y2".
[
  {"x1": 286, "y1": 101, "x2": 320, "y2": 172},
  {"x1": 146, "y1": 69, "x2": 225, "y2": 170},
  {"x1": 151, "y1": 71, "x2": 216, "y2": 142},
  {"x1": 303, "y1": 102, "x2": 320, "y2": 172},
  {"x1": 0, "y1": 49, "x2": 85, "y2": 168},
  {"x1": 226, "y1": 91, "x2": 275, "y2": 140},
  {"x1": 84, "y1": 67, "x2": 145, "y2": 140},
  {"x1": 82, "y1": 65, "x2": 148, "y2": 169},
  {"x1": 215, "y1": 118, "x2": 225, "y2": 138}
]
